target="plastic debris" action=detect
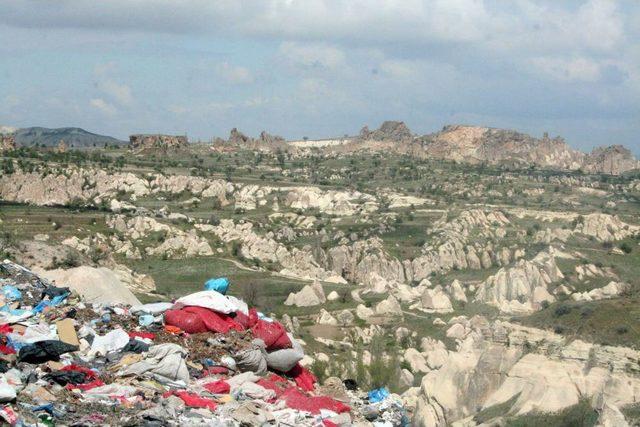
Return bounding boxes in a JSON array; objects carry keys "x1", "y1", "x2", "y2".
[
  {"x1": 204, "y1": 277, "x2": 230, "y2": 295},
  {"x1": 0, "y1": 259, "x2": 408, "y2": 426}
]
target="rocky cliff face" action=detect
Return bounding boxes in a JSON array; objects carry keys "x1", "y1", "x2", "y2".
[
  {"x1": 413, "y1": 319, "x2": 640, "y2": 426},
  {"x1": 129, "y1": 134, "x2": 188, "y2": 150},
  {"x1": 358, "y1": 121, "x2": 413, "y2": 142},
  {"x1": 342, "y1": 122, "x2": 639, "y2": 175},
  {"x1": 0, "y1": 133, "x2": 15, "y2": 151}
]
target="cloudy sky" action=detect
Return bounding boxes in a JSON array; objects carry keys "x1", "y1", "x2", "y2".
[{"x1": 0, "y1": 0, "x2": 638, "y2": 152}]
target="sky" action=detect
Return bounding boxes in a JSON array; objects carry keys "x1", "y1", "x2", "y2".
[{"x1": 0, "y1": 0, "x2": 638, "y2": 153}]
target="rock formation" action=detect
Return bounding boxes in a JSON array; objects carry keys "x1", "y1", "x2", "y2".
[
  {"x1": 474, "y1": 249, "x2": 562, "y2": 313},
  {"x1": 284, "y1": 282, "x2": 326, "y2": 307},
  {"x1": 129, "y1": 134, "x2": 188, "y2": 150},
  {"x1": 413, "y1": 319, "x2": 640, "y2": 426},
  {"x1": 0, "y1": 133, "x2": 16, "y2": 151}
]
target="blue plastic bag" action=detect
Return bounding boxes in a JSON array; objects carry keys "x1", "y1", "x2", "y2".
[
  {"x1": 368, "y1": 387, "x2": 390, "y2": 403},
  {"x1": 2, "y1": 285, "x2": 21, "y2": 301},
  {"x1": 204, "y1": 277, "x2": 229, "y2": 295},
  {"x1": 138, "y1": 314, "x2": 154, "y2": 326}
]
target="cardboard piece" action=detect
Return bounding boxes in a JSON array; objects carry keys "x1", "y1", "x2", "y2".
[{"x1": 56, "y1": 318, "x2": 80, "y2": 347}]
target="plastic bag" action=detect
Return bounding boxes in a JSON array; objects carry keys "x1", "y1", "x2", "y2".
[
  {"x1": 234, "y1": 308, "x2": 258, "y2": 329},
  {"x1": 265, "y1": 334, "x2": 304, "y2": 372},
  {"x1": 281, "y1": 387, "x2": 350, "y2": 415},
  {"x1": 175, "y1": 291, "x2": 238, "y2": 314},
  {"x1": 251, "y1": 320, "x2": 291, "y2": 351},
  {"x1": 18, "y1": 340, "x2": 78, "y2": 364},
  {"x1": 234, "y1": 339, "x2": 267, "y2": 375},
  {"x1": 286, "y1": 363, "x2": 317, "y2": 391},
  {"x1": 203, "y1": 380, "x2": 230, "y2": 394},
  {"x1": 368, "y1": 387, "x2": 390, "y2": 403},
  {"x1": 1, "y1": 286, "x2": 21, "y2": 302},
  {"x1": 90, "y1": 329, "x2": 130, "y2": 356},
  {"x1": 204, "y1": 277, "x2": 229, "y2": 295},
  {"x1": 183, "y1": 306, "x2": 243, "y2": 334},
  {"x1": 164, "y1": 309, "x2": 207, "y2": 334}
]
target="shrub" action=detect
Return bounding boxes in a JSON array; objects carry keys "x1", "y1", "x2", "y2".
[
  {"x1": 619, "y1": 242, "x2": 633, "y2": 254},
  {"x1": 554, "y1": 305, "x2": 571, "y2": 317}
]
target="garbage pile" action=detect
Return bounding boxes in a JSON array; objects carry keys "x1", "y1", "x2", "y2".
[{"x1": 0, "y1": 260, "x2": 409, "y2": 426}]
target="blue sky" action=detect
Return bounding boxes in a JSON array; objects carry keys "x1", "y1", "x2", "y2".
[{"x1": 0, "y1": 0, "x2": 638, "y2": 153}]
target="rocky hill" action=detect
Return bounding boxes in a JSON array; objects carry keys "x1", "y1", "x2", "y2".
[
  {"x1": 12, "y1": 126, "x2": 125, "y2": 148},
  {"x1": 302, "y1": 122, "x2": 639, "y2": 175}
]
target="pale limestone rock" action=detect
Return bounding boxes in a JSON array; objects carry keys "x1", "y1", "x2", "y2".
[
  {"x1": 355, "y1": 304, "x2": 374, "y2": 321},
  {"x1": 284, "y1": 282, "x2": 326, "y2": 307},
  {"x1": 474, "y1": 249, "x2": 561, "y2": 313},
  {"x1": 336, "y1": 310, "x2": 355, "y2": 326},
  {"x1": 575, "y1": 213, "x2": 639, "y2": 242},
  {"x1": 327, "y1": 290, "x2": 340, "y2": 301},
  {"x1": 316, "y1": 309, "x2": 338, "y2": 326},
  {"x1": 447, "y1": 279, "x2": 467, "y2": 303},
  {"x1": 572, "y1": 281, "x2": 629, "y2": 302},
  {"x1": 375, "y1": 295, "x2": 403, "y2": 317},
  {"x1": 399, "y1": 369, "x2": 415, "y2": 388},
  {"x1": 421, "y1": 286, "x2": 454, "y2": 313},
  {"x1": 446, "y1": 323, "x2": 467, "y2": 340},
  {"x1": 404, "y1": 348, "x2": 430, "y2": 374}
]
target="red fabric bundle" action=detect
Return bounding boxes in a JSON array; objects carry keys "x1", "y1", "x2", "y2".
[
  {"x1": 61, "y1": 364, "x2": 98, "y2": 380},
  {"x1": 164, "y1": 307, "x2": 243, "y2": 334},
  {"x1": 164, "y1": 309, "x2": 207, "y2": 333},
  {"x1": 0, "y1": 345, "x2": 15, "y2": 355},
  {"x1": 0, "y1": 325, "x2": 13, "y2": 334},
  {"x1": 281, "y1": 388, "x2": 350, "y2": 415},
  {"x1": 164, "y1": 391, "x2": 217, "y2": 410},
  {"x1": 183, "y1": 306, "x2": 243, "y2": 334},
  {"x1": 65, "y1": 379, "x2": 104, "y2": 391},
  {"x1": 128, "y1": 331, "x2": 156, "y2": 340},
  {"x1": 203, "y1": 380, "x2": 230, "y2": 394},
  {"x1": 251, "y1": 320, "x2": 291, "y2": 351},
  {"x1": 202, "y1": 366, "x2": 229, "y2": 376},
  {"x1": 233, "y1": 308, "x2": 258, "y2": 329},
  {"x1": 286, "y1": 363, "x2": 317, "y2": 391}
]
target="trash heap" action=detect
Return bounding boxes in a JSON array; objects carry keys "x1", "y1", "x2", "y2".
[{"x1": 0, "y1": 260, "x2": 409, "y2": 426}]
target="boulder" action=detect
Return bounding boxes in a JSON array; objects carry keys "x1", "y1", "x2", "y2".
[
  {"x1": 284, "y1": 282, "x2": 326, "y2": 307},
  {"x1": 375, "y1": 295, "x2": 403, "y2": 317},
  {"x1": 316, "y1": 309, "x2": 338, "y2": 326}
]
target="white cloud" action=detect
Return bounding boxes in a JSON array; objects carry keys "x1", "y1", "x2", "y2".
[
  {"x1": 215, "y1": 62, "x2": 253, "y2": 84},
  {"x1": 98, "y1": 80, "x2": 133, "y2": 105},
  {"x1": 90, "y1": 98, "x2": 117, "y2": 115},
  {"x1": 529, "y1": 57, "x2": 602, "y2": 82},
  {"x1": 279, "y1": 42, "x2": 346, "y2": 70}
]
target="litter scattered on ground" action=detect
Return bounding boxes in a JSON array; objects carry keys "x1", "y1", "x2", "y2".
[{"x1": 0, "y1": 260, "x2": 409, "y2": 426}]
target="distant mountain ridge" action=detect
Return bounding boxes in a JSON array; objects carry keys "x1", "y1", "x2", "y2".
[
  {"x1": 333, "y1": 121, "x2": 639, "y2": 175},
  {"x1": 11, "y1": 127, "x2": 125, "y2": 148}
]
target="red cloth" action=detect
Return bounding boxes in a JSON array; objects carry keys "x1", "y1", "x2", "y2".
[
  {"x1": 65, "y1": 379, "x2": 104, "y2": 391},
  {"x1": 0, "y1": 325, "x2": 13, "y2": 334},
  {"x1": 233, "y1": 308, "x2": 258, "y2": 329},
  {"x1": 183, "y1": 306, "x2": 243, "y2": 334},
  {"x1": 251, "y1": 320, "x2": 291, "y2": 351},
  {"x1": 61, "y1": 364, "x2": 98, "y2": 380},
  {"x1": 257, "y1": 378, "x2": 287, "y2": 398},
  {"x1": 0, "y1": 345, "x2": 15, "y2": 355},
  {"x1": 286, "y1": 363, "x2": 317, "y2": 391},
  {"x1": 281, "y1": 388, "x2": 350, "y2": 415},
  {"x1": 203, "y1": 380, "x2": 230, "y2": 394},
  {"x1": 128, "y1": 331, "x2": 156, "y2": 340},
  {"x1": 164, "y1": 307, "x2": 243, "y2": 334},
  {"x1": 164, "y1": 309, "x2": 207, "y2": 333},
  {"x1": 164, "y1": 391, "x2": 217, "y2": 410},
  {"x1": 323, "y1": 421, "x2": 338, "y2": 427},
  {"x1": 202, "y1": 366, "x2": 229, "y2": 376}
]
